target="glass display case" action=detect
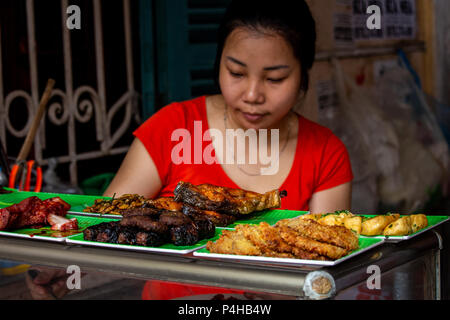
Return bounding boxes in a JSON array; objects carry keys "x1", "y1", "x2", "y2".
[{"x1": 0, "y1": 229, "x2": 443, "y2": 300}]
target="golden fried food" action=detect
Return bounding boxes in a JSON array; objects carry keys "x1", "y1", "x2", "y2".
[
  {"x1": 207, "y1": 218, "x2": 358, "y2": 261},
  {"x1": 318, "y1": 214, "x2": 346, "y2": 227},
  {"x1": 276, "y1": 217, "x2": 359, "y2": 251},
  {"x1": 410, "y1": 214, "x2": 428, "y2": 233},
  {"x1": 298, "y1": 213, "x2": 322, "y2": 221},
  {"x1": 238, "y1": 222, "x2": 328, "y2": 260},
  {"x1": 237, "y1": 223, "x2": 297, "y2": 258},
  {"x1": 145, "y1": 197, "x2": 183, "y2": 211},
  {"x1": 174, "y1": 181, "x2": 286, "y2": 215},
  {"x1": 361, "y1": 214, "x2": 400, "y2": 236},
  {"x1": 239, "y1": 223, "x2": 290, "y2": 254},
  {"x1": 207, "y1": 222, "x2": 330, "y2": 260},
  {"x1": 344, "y1": 216, "x2": 362, "y2": 235},
  {"x1": 277, "y1": 226, "x2": 348, "y2": 260},
  {"x1": 206, "y1": 228, "x2": 262, "y2": 256},
  {"x1": 383, "y1": 216, "x2": 412, "y2": 236},
  {"x1": 289, "y1": 247, "x2": 329, "y2": 261},
  {"x1": 302, "y1": 211, "x2": 429, "y2": 237},
  {"x1": 299, "y1": 212, "x2": 361, "y2": 235},
  {"x1": 206, "y1": 225, "x2": 295, "y2": 258},
  {"x1": 317, "y1": 212, "x2": 353, "y2": 226}
]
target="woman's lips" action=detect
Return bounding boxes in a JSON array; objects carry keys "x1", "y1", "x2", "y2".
[{"x1": 241, "y1": 111, "x2": 266, "y2": 122}]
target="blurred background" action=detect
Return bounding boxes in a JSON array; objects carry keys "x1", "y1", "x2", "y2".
[{"x1": 0, "y1": 0, "x2": 449, "y2": 300}]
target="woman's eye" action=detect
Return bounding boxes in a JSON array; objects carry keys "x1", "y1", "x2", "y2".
[
  {"x1": 267, "y1": 78, "x2": 285, "y2": 83},
  {"x1": 229, "y1": 71, "x2": 244, "y2": 78}
]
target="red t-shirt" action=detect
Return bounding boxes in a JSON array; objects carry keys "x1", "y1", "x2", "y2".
[{"x1": 133, "y1": 96, "x2": 353, "y2": 299}]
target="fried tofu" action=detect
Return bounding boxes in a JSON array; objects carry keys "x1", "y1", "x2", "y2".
[
  {"x1": 383, "y1": 216, "x2": 412, "y2": 236},
  {"x1": 361, "y1": 214, "x2": 400, "y2": 236},
  {"x1": 410, "y1": 214, "x2": 428, "y2": 233}
]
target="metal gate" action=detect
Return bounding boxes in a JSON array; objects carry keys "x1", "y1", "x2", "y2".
[{"x1": 0, "y1": 0, "x2": 140, "y2": 186}]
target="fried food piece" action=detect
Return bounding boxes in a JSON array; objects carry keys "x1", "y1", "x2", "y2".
[
  {"x1": 207, "y1": 223, "x2": 325, "y2": 260},
  {"x1": 206, "y1": 228, "x2": 263, "y2": 256},
  {"x1": 237, "y1": 223, "x2": 296, "y2": 258},
  {"x1": 410, "y1": 214, "x2": 428, "y2": 233},
  {"x1": 207, "y1": 217, "x2": 360, "y2": 261},
  {"x1": 275, "y1": 217, "x2": 359, "y2": 251},
  {"x1": 290, "y1": 248, "x2": 329, "y2": 261},
  {"x1": 383, "y1": 216, "x2": 412, "y2": 236},
  {"x1": 316, "y1": 211, "x2": 354, "y2": 227},
  {"x1": 174, "y1": 181, "x2": 286, "y2": 215},
  {"x1": 318, "y1": 214, "x2": 345, "y2": 227},
  {"x1": 277, "y1": 226, "x2": 349, "y2": 260},
  {"x1": 344, "y1": 216, "x2": 362, "y2": 235},
  {"x1": 239, "y1": 223, "x2": 329, "y2": 260},
  {"x1": 298, "y1": 213, "x2": 323, "y2": 221},
  {"x1": 300, "y1": 212, "x2": 361, "y2": 235},
  {"x1": 361, "y1": 214, "x2": 400, "y2": 236},
  {"x1": 145, "y1": 197, "x2": 183, "y2": 212}
]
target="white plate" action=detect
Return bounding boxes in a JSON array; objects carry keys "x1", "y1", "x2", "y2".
[
  {"x1": 193, "y1": 238, "x2": 385, "y2": 267},
  {"x1": 0, "y1": 230, "x2": 73, "y2": 243},
  {"x1": 65, "y1": 236, "x2": 207, "y2": 255}
]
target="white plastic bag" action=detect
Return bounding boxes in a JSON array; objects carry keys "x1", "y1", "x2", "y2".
[
  {"x1": 374, "y1": 60, "x2": 448, "y2": 211},
  {"x1": 320, "y1": 60, "x2": 399, "y2": 213},
  {"x1": 332, "y1": 59, "x2": 401, "y2": 177},
  {"x1": 326, "y1": 59, "x2": 400, "y2": 213}
]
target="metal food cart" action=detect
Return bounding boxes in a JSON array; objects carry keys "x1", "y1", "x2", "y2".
[{"x1": 0, "y1": 227, "x2": 444, "y2": 300}]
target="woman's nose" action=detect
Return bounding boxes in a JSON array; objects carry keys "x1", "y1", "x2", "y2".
[{"x1": 243, "y1": 79, "x2": 265, "y2": 105}]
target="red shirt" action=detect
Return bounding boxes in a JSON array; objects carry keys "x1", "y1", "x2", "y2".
[
  {"x1": 134, "y1": 95, "x2": 353, "y2": 211},
  {"x1": 134, "y1": 96, "x2": 353, "y2": 300}
]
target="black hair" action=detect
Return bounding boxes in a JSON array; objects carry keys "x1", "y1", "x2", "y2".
[{"x1": 214, "y1": 0, "x2": 317, "y2": 94}]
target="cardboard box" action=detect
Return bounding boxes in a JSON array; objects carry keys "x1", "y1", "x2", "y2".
[
  {"x1": 306, "y1": 0, "x2": 420, "y2": 52},
  {"x1": 306, "y1": 0, "x2": 355, "y2": 52},
  {"x1": 297, "y1": 53, "x2": 424, "y2": 123}
]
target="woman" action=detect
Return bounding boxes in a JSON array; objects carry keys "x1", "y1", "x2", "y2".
[
  {"x1": 27, "y1": 0, "x2": 353, "y2": 300},
  {"x1": 103, "y1": 0, "x2": 353, "y2": 300},
  {"x1": 104, "y1": 0, "x2": 352, "y2": 212}
]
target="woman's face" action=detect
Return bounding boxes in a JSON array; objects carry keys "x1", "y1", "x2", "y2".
[{"x1": 219, "y1": 26, "x2": 302, "y2": 130}]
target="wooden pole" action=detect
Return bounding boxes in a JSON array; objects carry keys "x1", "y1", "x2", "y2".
[
  {"x1": 416, "y1": 0, "x2": 436, "y2": 96},
  {"x1": 17, "y1": 79, "x2": 55, "y2": 162}
]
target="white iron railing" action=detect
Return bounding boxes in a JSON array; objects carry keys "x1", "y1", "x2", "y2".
[{"x1": 0, "y1": 0, "x2": 139, "y2": 185}]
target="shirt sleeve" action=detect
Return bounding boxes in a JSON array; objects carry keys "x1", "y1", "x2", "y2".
[
  {"x1": 133, "y1": 103, "x2": 184, "y2": 186},
  {"x1": 314, "y1": 133, "x2": 354, "y2": 193}
]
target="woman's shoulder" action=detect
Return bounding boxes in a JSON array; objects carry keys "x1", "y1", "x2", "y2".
[
  {"x1": 298, "y1": 115, "x2": 336, "y2": 141},
  {"x1": 296, "y1": 115, "x2": 348, "y2": 156}
]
